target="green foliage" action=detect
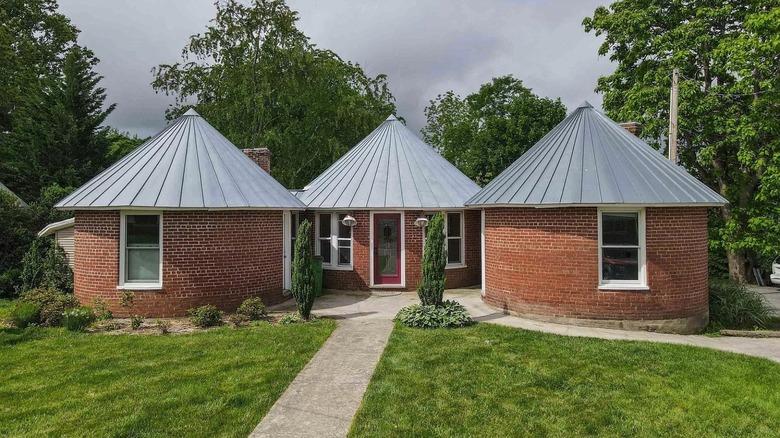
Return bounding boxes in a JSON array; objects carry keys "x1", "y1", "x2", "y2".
[
  {"x1": 119, "y1": 290, "x2": 135, "y2": 310},
  {"x1": 155, "y1": 319, "x2": 172, "y2": 334},
  {"x1": 188, "y1": 305, "x2": 224, "y2": 328},
  {"x1": 0, "y1": 191, "x2": 34, "y2": 297},
  {"x1": 236, "y1": 297, "x2": 266, "y2": 321},
  {"x1": 228, "y1": 313, "x2": 249, "y2": 327},
  {"x1": 583, "y1": 1, "x2": 780, "y2": 281},
  {"x1": 292, "y1": 220, "x2": 316, "y2": 320},
  {"x1": 62, "y1": 306, "x2": 96, "y2": 332},
  {"x1": 19, "y1": 238, "x2": 73, "y2": 294},
  {"x1": 419, "y1": 213, "x2": 446, "y2": 306},
  {"x1": 1, "y1": 45, "x2": 115, "y2": 202},
  {"x1": 423, "y1": 75, "x2": 567, "y2": 185},
  {"x1": 19, "y1": 287, "x2": 79, "y2": 327},
  {"x1": 395, "y1": 301, "x2": 474, "y2": 329},
  {"x1": 280, "y1": 314, "x2": 302, "y2": 325},
  {"x1": 9, "y1": 301, "x2": 41, "y2": 328},
  {"x1": 130, "y1": 315, "x2": 144, "y2": 330},
  {"x1": 90, "y1": 297, "x2": 112, "y2": 321},
  {"x1": 106, "y1": 129, "x2": 147, "y2": 162},
  {"x1": 151, "y1": 0, "x2": 396, "y2": 189},
  {"x1": 708, "y1": 279, "x2": 774, "y2": 331}
]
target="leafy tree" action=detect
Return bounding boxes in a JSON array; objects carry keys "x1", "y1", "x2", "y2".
[
  {"x1": 292, "y1": 219, "x2": 315, "y2": 320},
  {"x1": 423, "y1": 76, "x2": 567, "y2": 185},
  {"x1": 19, "y1": 238, "x2": 73, "y2": 294},
  {"x1": 419, "y1": 213, "x2": 446, "y2": 306},
  {"x1": 2, "y1": 45, "x2": 115, "y2": 201},
  {"x1": 0, "y1": 0, "x2": 78, "y2": 132},
  {"x1": 584, "y1": 1, "x2": 780, "y2": 282},
  {"x1": 106, "y1": 129, "x2": 147, "y2": 162},
  {"x1": 0, "y1": 191, "x2": 34, "y2": 297},
  {"x1": 152, "y1": 0, "x2": 396, "y2": 189}
]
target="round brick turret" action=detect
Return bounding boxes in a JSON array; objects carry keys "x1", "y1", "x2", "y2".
[{"x1": 483, "y1": 207, "x2": 709, "y2": 334}]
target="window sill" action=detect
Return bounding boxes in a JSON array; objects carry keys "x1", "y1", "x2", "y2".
[
  {"x1": 445, "y1": 263, "x2": 467, "y2": 270},
  {"x1": 598, "y1": 284, "x2": 649, "y2": 291},
  {"x1": 323, "y1": 265, "x2": 354, "y2": 272},
  {"x1": 117, "y1": 284, "x2": 163, "y2": 291}
]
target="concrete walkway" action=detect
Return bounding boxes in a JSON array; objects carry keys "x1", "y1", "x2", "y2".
[{"x1": 249, "y1": 312, "x2": 396, "y2": 437}]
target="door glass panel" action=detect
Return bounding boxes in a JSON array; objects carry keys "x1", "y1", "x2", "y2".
[{"x1": 378, "y1": 219, "x2": 398, "y2": 276}]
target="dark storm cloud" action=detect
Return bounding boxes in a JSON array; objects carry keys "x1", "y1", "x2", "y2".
[{"x1": 57, "y1": 0, "x2": 614, "y2": 137}]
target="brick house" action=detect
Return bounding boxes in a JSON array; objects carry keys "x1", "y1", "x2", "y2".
[
  {"x1": 294, "y1": 115, "x2": 482, "y2": 291},
  {"x1": 466, "y1": 101, "x2": 727, "y2": 334},
  {"x1": 55, "y1": 109, "x2": 306, "y2": 317}
]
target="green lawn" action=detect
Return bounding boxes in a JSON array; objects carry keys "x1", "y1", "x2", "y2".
[
  {"x1": 0, "y1": 321, "x2": 335, "y2": 437},
  {"x1": 351, "y1": 323, "x2": 780, "y2": 437},
  {"x1": 0, "y1": 298, "x2": 12, "y2": 323}
]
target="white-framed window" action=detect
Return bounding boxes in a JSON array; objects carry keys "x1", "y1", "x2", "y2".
[
  {"x1": 316, "y1": 212, "x2": 353, "y2": 269},
  {"x1": 598, "y1": 209, "x2": 647, "y2": 289},
  {"x1": 423, "y1": 211, "x2": 465, "y2": 267},
  {"x1": 119, "y1": 212, "x2": 162, "y2": 288}
]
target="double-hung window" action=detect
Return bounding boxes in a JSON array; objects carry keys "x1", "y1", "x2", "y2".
[
  {"x1": 317, "y1": 213, "x2": 352, "y2": 269},
  {"x1": 423, "y1": 211, "x2": 465, "y2": 267},
  {"x1": 120, "y1": 213, "x2": 162, "y2": 287},
  {"x1": 599, "y1": 210, "x2": 646, "y2": 289}
]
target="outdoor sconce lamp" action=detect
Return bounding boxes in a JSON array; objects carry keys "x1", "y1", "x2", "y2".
[
  {"x1": 341, "y1": 215, "x2": 357, "y2": 227},
  {"x1": 414, "y1": 216, "x2": 429, "y2": 228}
]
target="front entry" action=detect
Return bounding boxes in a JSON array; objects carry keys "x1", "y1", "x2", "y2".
[{"x1": 373, "y1": 213, "x2": 402, "y2": 285}]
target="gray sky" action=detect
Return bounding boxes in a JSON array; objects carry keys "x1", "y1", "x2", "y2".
[{"x1": 58, "y1": 0, "x2": 614, "y2": 138}]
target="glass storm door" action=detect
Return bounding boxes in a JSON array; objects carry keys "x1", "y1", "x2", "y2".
[{"x1": 374, "y1": 214, "x2": 402, "y2": 285}]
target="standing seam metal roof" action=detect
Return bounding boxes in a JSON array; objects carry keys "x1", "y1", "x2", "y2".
[
  {"x1": 297, "y1": 115, "x2": 480, "y2": 209},
  {"x1": 466, "y1": 101, "x2": 727, "y2": 206},
  {"x1": 56, "y1": 109, "x2": 306, "y2": 210},
  {"x1": 0, "y1": 181, "x2": 27, "y2": 206}
]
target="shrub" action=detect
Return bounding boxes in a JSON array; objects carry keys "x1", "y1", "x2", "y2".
[
  {"x1": 395, "y1": 300, "x2": 473, "y2": 329},
  {"x1": 709, "y1": 279, "x2": 774, "y2": 330},
  {"x1": 63, "y1": 307, "x2": 96, "y2": 331},
  {"x1": 0, "y1": 269, "x2": 22, "y2": 299},
  {"x1": 155, "y1": 319, "x2": 172, "y2": 334},
  {"x1": 236, "y1": 297, "x2": 266, "y2": 321},
  {"x1": 19, "y1": 238, "x2": 73, "y2": 294},
  {"x1": 228, "y1": 313, "x2": 249, "y2": 327},
  {"x1": 91, "y1": 297, "x2": 113, "y2": 320},
  {"x1": 19, "y1": 287, "x2": 79, "y2": 327},
  {"x1": 280, "y1": 314, "x2": 301, "y2": 325},
  {"x1": 188, "y1": 304, "x2": 224, "y2": 328},
  {"x1": 419, "y1": 213, "x2": 446, "y2": 306},
  {"x1": 292, "y1": 220, "x2": 316, "y2": 320},
  {"x1": 130, "y1": 315, "x2": 144, "y2": 330},
  {"x1": 10, "y1": 301, "x2": 40, "y2": 328}
]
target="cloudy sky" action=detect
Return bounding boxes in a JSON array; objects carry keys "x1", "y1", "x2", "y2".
[{"x1": 57, "y1": 0, "x2": 614, "y2": 138}]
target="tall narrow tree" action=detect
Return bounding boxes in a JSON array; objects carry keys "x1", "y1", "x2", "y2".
[
  {"x1": 292, "y1": 220, "x2": 316, "y2": 320},
  {"x1": 419, "y1": 214, "x2": 447, "y2": 307}
]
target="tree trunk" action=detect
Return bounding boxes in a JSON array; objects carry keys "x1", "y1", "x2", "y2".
[{"x1": 727, "y1": 250, "x2": 749, "y2": 283}]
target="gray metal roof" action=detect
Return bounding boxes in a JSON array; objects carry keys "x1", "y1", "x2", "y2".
[
  {"x1": 56, "y1": 109, "x2": 306, "y2": 210},
  {"x1": 0, "y1": 182, "x2": 26, "y2": 206},
  {"x1": 297, "y1": 115, "x2": 480, "y2": 209},
  {"x1": 466, "y1": 101, "x2": 727, "y2": 207}
]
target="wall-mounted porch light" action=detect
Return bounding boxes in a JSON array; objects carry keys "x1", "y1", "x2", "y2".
[
  {"x1": 414, "y1": 216, "x2": 429, "y2": 228},
  {"x1": 341, "y1": 214, "x2": 357, "y2": 227}
]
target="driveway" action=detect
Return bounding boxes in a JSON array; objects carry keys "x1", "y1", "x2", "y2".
[{"x1": 747, "y1": 284, "x2": 780, "y2": 314}]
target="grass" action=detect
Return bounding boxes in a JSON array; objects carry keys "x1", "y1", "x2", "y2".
[
  {"x1": 351, "y1": 323, "x2": 780, "y2": 437},
  {"x1": 0, "y1": 298, "x2": 12, "y2": 323},
  {"x1": 0, "y1": 320, "x2": 335, "y2": 437}
]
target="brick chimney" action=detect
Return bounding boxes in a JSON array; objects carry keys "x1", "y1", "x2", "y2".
[
  {"x1": 619, "y1": 122, "x2": 642, "y2": 137},
  {"x1": 243, "y1": 148, "x2": 271, "y2": 173}
]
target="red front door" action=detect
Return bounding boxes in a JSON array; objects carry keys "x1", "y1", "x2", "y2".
[{"x1": 374, "y1": 214, "x2": 402, "y2": 285}]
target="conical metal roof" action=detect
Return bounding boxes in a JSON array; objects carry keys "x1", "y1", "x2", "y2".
[
  {"x1": 56, "y1": 110, "x2": 305, "y2": 210},
  {"x1": 297, "y1": 115, "x2": 480, "y2": 209},
  {"x1": 467, "y1": 102, "x2": 727, "y2": 207},
  {"x1": 0, "y1": 181, "x2": 26, "y2": 206}
]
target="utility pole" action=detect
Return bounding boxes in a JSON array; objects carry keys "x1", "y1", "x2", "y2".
[{"x1": 668, "y1": 68, "x2": 679, "y2": 164}]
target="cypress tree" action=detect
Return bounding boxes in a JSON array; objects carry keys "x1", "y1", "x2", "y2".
[
  {"x1": 419, "y1": 213, "x2": 446, "y2": 306},
  {"x1": 292, "y1": 219, "x2": 316, "y2": 320}
]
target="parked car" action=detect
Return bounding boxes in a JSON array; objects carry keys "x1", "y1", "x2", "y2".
[{"x1": 771, "y1": 256, "x2": 780, "y2": 285}]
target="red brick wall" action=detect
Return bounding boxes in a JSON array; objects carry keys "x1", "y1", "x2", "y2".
[
  {"x1": 74, "y1": 210, "x2": 285, "y2": 317},
  {"x1": 483, "y1": 207, "x2": 709, "y2": 324},
  {"x1": 312, "y1": 210, "x2": 480, "y2": 291}
]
